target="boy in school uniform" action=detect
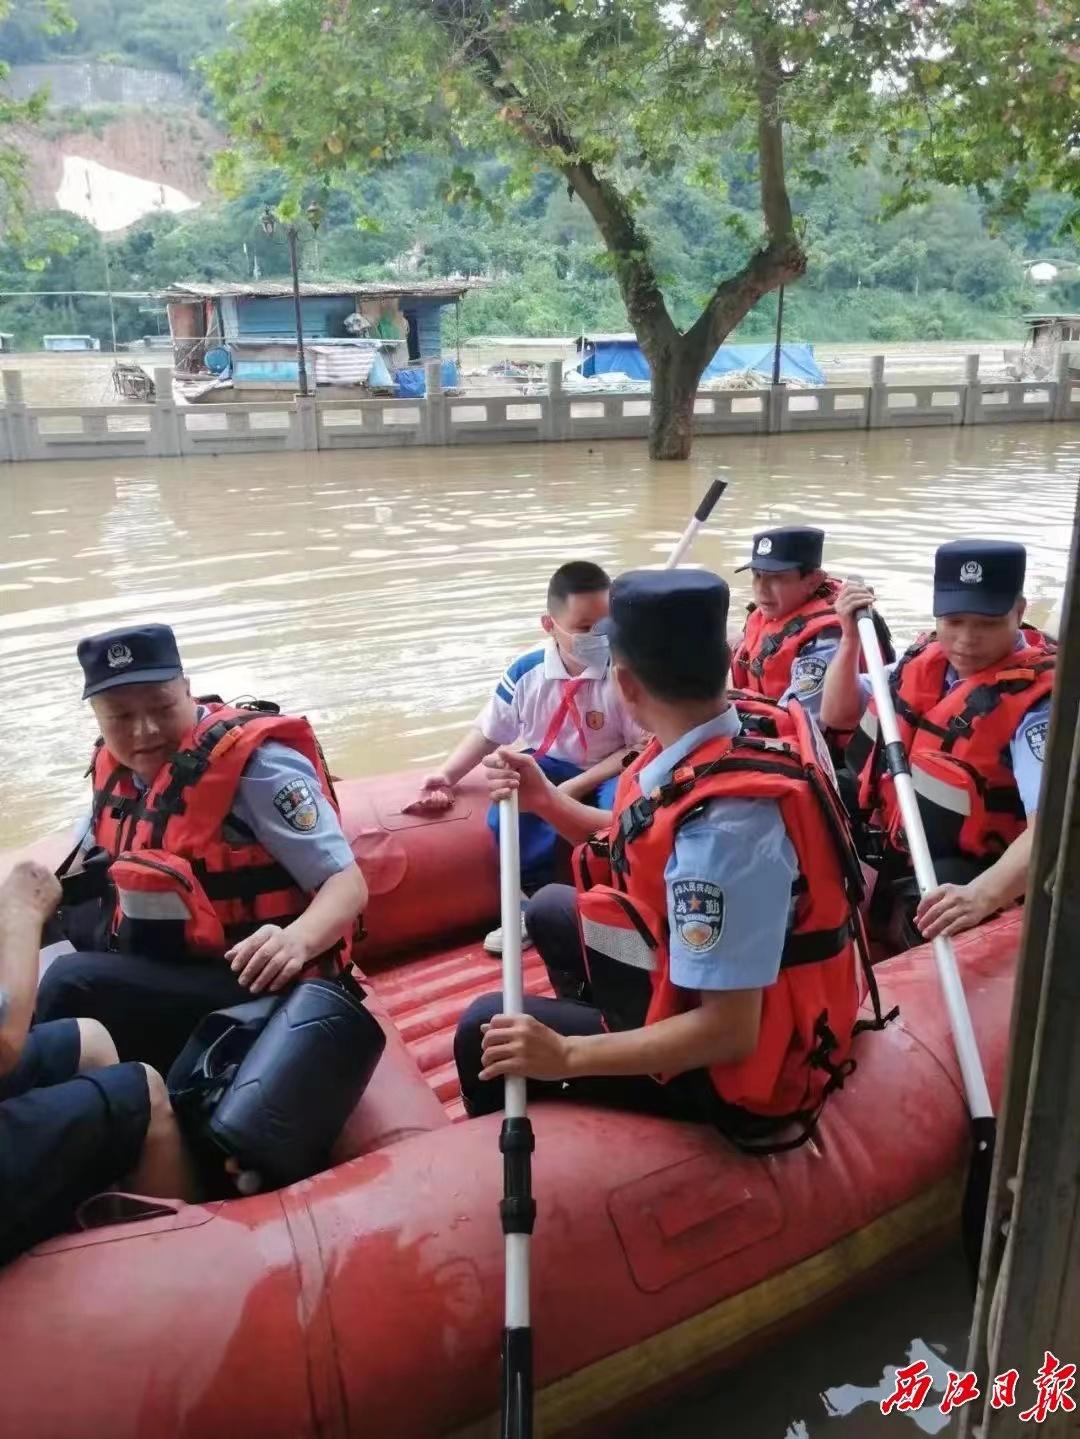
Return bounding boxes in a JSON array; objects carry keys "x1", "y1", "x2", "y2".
[{"x1": 415, "y1": 561, "x2": 644, "y2": 953}]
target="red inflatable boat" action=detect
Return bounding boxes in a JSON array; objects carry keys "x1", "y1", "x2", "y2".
[{"x1": 0, "y1": 770, "x2": 1017, "y2": 1438}]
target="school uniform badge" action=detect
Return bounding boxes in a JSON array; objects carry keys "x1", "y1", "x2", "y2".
[
  {"x1": 273, "y1": 778, "x2": 319, "y2": 832},
  {"x1": 672, "y1": 879, "x2": 725, "y2": 953},
  {"x1": 791, "y1": 654, "x2": 828, "y2": 695},
  {"x1": 1025, "y1": 720, "x2": 1048, "y2": 763},
  {"x1": 586, "y1": 710, "x2": 605, "y2": 731}
]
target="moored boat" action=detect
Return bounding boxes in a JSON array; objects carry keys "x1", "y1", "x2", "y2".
[{"x1": 0, "y1": 768, "x2": 1017, "y2": 1438}]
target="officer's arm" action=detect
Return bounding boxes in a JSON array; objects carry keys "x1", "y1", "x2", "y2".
[
  {"x1": 977, "y1": 825, "x2": 1034, "y2": 909},
  {"x1": 820, "y1": 581, "x2": 875, "y2": 732},
  {"x1": 487, "y1": 750, "x2": 612, "y2": 843},
  {"x1": 562, "y1": 989, "x2": 763, "y2": 1077},
  {"x1": 278, "y1": 861, "x2": 368, "y2": 960}
]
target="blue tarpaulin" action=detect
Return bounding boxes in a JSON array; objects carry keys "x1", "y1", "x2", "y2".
[
  {"x1": 578, "y1": 337, "x2": 825, "y2": 386},
  {"x1": 395, "y1": 360, "x2": 460, "y2": 398}
]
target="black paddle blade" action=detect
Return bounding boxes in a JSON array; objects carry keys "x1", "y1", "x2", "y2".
[
  {"x1": 501, "y1": 1325, "x2": 533, "y2": 1439},
  {"x1": 961, "y1": 1115, "x2": 997, "y2": 1292}
]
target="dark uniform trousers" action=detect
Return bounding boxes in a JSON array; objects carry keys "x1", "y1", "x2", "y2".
[
  {"x1": 37, "y1": 950, "x2": 250, "y2": 1077},
  {"x1": 454, "y1": 883, "x2": 721, "y2": 1125}
]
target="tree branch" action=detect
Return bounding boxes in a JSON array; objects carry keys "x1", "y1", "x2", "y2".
[
  {"x1": 754, "y1": 36, "x2": 795, "y2": 246},
  {"x1": 684, "y1": 35, "x2": 805, "y2": 364},
  {"x1": 429, "y1": 0, "x2": 678, "y2": 348}
]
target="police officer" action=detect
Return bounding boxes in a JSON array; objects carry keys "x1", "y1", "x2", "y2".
[
  {"x1": 821, "y1": 540, "x2": 1054, "y2": 943},
  {"x1": 1, "y1": 861, "x2": 197, "y2": 1263},
  {"x1": 730, "y1": 524, "x2": 893, "y2": 721},
  {"x1": 454, "y1": 569, "x2": 871, "y2": 1141},
  {"x1": 36, "y1": 623, "x2": 368, "y2": 1074}
]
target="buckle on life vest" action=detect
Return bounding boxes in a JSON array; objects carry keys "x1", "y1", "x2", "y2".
[
  {"x1": 653, "y1": 764, "x2": 697, "y2": 805},
  {"x1": 620, "y1": 795, "x2": 656, "y2": 845},
  {"x1": 807, "y1": 1012, "x2": 856, "y2": 1089}
]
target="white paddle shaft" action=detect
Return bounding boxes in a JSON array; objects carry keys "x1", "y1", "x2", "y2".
[
  {"x1": 665, "y1": 478, "x2": 727, "y2": 569},
  {"x1": 498, "y1": 792, "x2": 530, "y2": 1329},
  {"x1": 856, "y1": 610, "x2": 993, "y2": 1121}
]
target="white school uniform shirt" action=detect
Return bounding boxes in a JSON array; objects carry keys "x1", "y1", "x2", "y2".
[{"x1": 475, "y1": 638, "x2": 645, "y2": 767}]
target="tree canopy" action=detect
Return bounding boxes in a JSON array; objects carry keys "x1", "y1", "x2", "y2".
[{"x1": 207, "y1": 0, "x2": 1077, "y2": 457}]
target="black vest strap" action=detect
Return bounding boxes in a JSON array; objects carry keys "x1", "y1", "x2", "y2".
[
  {"x1": 780, "y1": 923, "x2": 851, "y2": 968},
  {"x1": 144, "y1": 713, "x2": 264, "y2": 847},
  {"x1": 749, "y1": 595, "x2": 837, "y2": 679}
]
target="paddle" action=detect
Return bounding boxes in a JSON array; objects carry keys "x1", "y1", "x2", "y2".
[
  {"x1": 497, "y1": 789, "x2": 535, "y2": 1439},
  {"x1": 854, "y1": 600, "x2": 995, "y2": 1286},
  {"x1": 664, "y1": 478, "x2": 727, "y2": 569}
]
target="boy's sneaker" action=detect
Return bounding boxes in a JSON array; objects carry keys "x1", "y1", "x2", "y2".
[{"x1": 483, "y1": 910, "x2": 533, "y2": 956}]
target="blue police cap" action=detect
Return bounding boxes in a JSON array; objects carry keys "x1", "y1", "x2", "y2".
[
  {"x1": 78, "y1": 623, "x2": 184, "y2": 700},
  {"x1": 735, "y1": 525, "x2": 825, "y2": 574},
  {"x1": 933, "y1": 540, "x2": 1026, "y2": 618},
  {"x1": 599, "y1": 568, "x2": 730, "y2": 687}
]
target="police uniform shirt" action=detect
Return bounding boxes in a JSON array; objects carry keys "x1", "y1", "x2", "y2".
[
  {"x1": 636, "y1": 707, "x2": 799, "y2": 994},
  {"x1": 854, "y1": 645, "x2": 1048, "y2": 815},
  {"x1": 76, "y1": 721, "x2": 355, "y2": 892},
  {"x1": 475, "y1": 638, "x2": 645, "y2": 767}
]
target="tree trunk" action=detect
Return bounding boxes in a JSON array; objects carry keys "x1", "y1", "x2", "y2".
[{"x1": 647, "y1": 340, "x2": 708, "y2": 461}]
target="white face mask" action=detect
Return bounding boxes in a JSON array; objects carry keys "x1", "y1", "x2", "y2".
[{"x1": 570, "y1": 631, "x2": 610, "y2": 669}]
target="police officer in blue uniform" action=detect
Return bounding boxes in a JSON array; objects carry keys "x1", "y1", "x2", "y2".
[
  {"x1": 35, "y1": 623, "x2": 367, "y2": 1074},
  {"x1": 452, "y1": 569, "x2": 851, "y2": 1128}
]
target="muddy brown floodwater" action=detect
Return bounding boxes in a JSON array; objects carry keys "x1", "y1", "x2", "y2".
[{"x1": 1, "y1": 419, "x2": 1077, "y2": 1434}]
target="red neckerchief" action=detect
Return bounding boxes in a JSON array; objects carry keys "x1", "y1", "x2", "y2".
[{"x1": 533, "y1": 677, "x2": 588, "y2": 759}]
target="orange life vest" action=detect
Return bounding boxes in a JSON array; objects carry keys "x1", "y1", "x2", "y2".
[
  {"x1": 846, "y1": 626, "x2": 1056, "y2": 864},
  {"x1": 88, "y1": 701, "x2": 351, "y2": 965},
  {"x1": 573, "y1": 694, "x2": 887, "y2": 1139},
  {"x1": 730, "y1": 578, "x2": 844, "y2": 699}
]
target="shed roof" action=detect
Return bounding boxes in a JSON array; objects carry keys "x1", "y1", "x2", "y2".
[{"x1": 162, "y1": 278, "x2": 472, "y2": 303}]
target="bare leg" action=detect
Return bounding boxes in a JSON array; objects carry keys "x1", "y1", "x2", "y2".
[
  {"x1": 124, "y1": 1064, "x2": 202, "y2": 1204},
  {"x1": 75, "y1": 1017, "x2": 119, "y2": 1073}
]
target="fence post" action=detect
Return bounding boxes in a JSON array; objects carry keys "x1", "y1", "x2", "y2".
[
  {"x1": 1053, "y1": 350, "x2": 1073, "y2": 422},
  {"x1": 423, "y1": 358, "x2": 447, "y2": 446},
  {"x1": 2, "y1": 369, "x2": 31, "y2": 461},
  {"x1": 543, "y1": 360, "x2": 567, "y2": 441},
  {"x1": 867, "y1": 355, "x2": 886, "y2": 429},
  {"x1": 294, "y1": 394, "x2": 319, "y2": 452},
  {"x1": 151, "y1": 367, "x2": 182, "y2": 457},
  {"x1": 767, "y1": 384, "x2": 786, "y2": 434},
  {"x1": 962, "y1": 352, "x2": 981, "y2": 425}
]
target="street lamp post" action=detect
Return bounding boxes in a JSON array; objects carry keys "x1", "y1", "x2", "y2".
[{"x1": 262, "y1": 205, "x2": 323, "y2": 399}]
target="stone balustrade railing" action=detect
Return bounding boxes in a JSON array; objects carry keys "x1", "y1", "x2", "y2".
[{"x1": 1, "y1": 354, "x2": 1077, "y2": 465}]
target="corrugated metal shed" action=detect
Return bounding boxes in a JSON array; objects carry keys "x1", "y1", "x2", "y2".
[{"x1": 162, "y1": 279, "x2": 472, "y2": 302}]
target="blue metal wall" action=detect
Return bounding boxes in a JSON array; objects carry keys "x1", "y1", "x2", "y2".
[
  {"x1": 401, "y1": 300, "x2": 447, "y2": 359},
  {"x1": 235, "y1": 296, "x2": 356, "y2": 338}
]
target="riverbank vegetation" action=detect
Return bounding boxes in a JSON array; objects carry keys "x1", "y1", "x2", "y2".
[{"x1": 2, "y1": 150, "x2": 1078, "y2": 357}]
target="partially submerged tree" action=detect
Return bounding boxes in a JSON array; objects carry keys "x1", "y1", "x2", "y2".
[{"x1": 211, "y1": 0, "x2": 1076, "y2": 459}]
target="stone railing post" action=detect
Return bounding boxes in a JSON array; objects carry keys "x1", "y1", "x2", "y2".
[
  {"x1": 868, "y1": 354, "x2": 887, "y2": 428},
  {"x1": 767, "y1": 383, "x2": 786, "y2": 435},
  {"x1": 1053, "y1": 349, "x2": 1074, "y2": 421},
  {"x1": 543, "y1": 360, "x2": 567, "y2": 441},
  {"x1": 961, "y1": 352, "x2": 981, "y2": 425},
  {"x1": 151, "y1": 367, "x2": 182, "y2": 457},
  {"x1": 294, "y1": 394, "x2": 319, "y2": 452},
  {"x1": 2, "y1": 369, "x2": 32, "y2": 461},
  {"x1": 422, "y1": 358, "x2": 447, "y2": 446}
]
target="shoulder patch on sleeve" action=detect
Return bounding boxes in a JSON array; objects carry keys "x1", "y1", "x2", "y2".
[
  {"x1": 671, "y1": 879, "x2": 725, "y2": 953},
  {"x1": 790, "y1": 653, "x2": 828, "y2": 695},
  {"x1": 273, "y1": 778, "x2": 319, "y2": 832},
  {"x1": 1024, "y1": 718, "x2": 1048, "y2": 763},
  {"x1": 505, "y1": 648, "x2": 546, "y2": 686}
]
